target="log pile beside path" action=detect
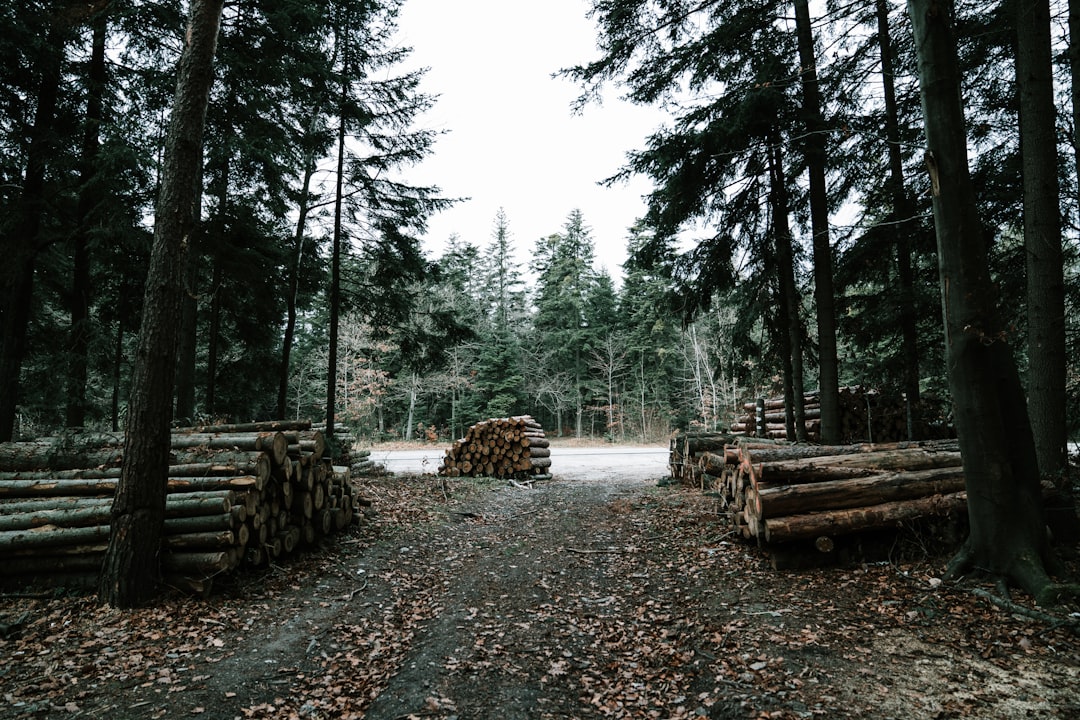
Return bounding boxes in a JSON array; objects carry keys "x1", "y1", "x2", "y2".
[
  {"x1": 0, "y1": 420, "x2": 360, "y2": 594},
  {"x1": 730, "y1": 387, "x2": 939, "y2": 444},
  {"x1": 668, "y1": 430, "x2": 975, "y2": 550},
  {"x1": 439, "y1": 416, "x2": 552, "y2": 482},
  {"x1": 667, "y1": 430, "x2": 742, "y2": 488}
]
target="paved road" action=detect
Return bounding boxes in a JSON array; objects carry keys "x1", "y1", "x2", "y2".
[{"x1": 369, "y1": 445, "x2": 669, "y2": 481}]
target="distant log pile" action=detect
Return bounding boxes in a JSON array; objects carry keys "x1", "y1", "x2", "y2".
[
  {"x1": 438, "y1": 416, "x2": 552, "y2": 482},
  {"x1": 667, "y1": 431, "x2": 741, "y2": 488},
  {"x1": 730, "y1": 387, "x2": 946, "y2": 444},
  {"x1": 0, "y1": 420, "x2": 360, "y2": 594}
]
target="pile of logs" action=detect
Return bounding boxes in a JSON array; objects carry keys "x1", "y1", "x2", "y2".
[
  {"x1": 731, "y1": 387, "x2": 941, "y2": 444},
  {"x1": 0, "y1": 420, "x2": 359, "y2": 593},
  {"x1": 667, "y1": 430, "x2": 739, "y2": 487},
  {"x1": 438, "y1": 416, "x2": 551, "y2": 482},
  {"x1": 712, "y1": 439, "x2": 965, "y2": 544},
  {"x1": 668, "y1": 430, "x2": 974, "y2": 553}
]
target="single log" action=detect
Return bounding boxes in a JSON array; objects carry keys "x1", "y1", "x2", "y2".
[
  {"x1": 166, "y1": 475, "x2": 260, "y2": 493},
  {"x1": 0, "y1": 443, "x2": 123, "y2": 471},
  {"x1": 163, "y1": 529, "x2": 237, "y2": 550},
  {"x1": 739, "y1": 439, "x2": 959, "y2": 465},
  {"x1": 164, "y1": 495, "x2": 232, "y2": 518},
  {"x1": 169, "y1": 432, "x2": 288, "y2": 466},
  {"x1": 0, "y1": 523, "x2": 111, "y2": 550},
  {"x1": 164, "y1": 510, "x2": 243, "y2": 534},
  {"x1": 161, "y1": 550, "x2": 237, "y2": 576},
  {"x1": 0, "y1": 467, "x2": 122, "y2": 481},
  {"x1": 684, "y1": 434, "x2": 739, "y2": 456},
  {"x1": 753, "y1": 449, "x2": 963, "y2": 486},
  {"x1": 523, "y1": 447, "x2": 551, "y2": 459},
  {"x1": 0, "y1": 505, "x2": 112, "y2": 531},
  {"x1": 763, "y1": 492, "x2": 967, "y2": 542},
  {"x1": 1, "y1": 554, "x2": 105, "y2": 575},
  {"x1": 174, "y1": 420, "x2": 312, "y2": 434},
  {"x1": 169, "y1": 448, "x2": 275, "y2": 474},
  {"x1": 699, "y1": 452, "x2": 730, "y2": 476},
  {"x1": 167, "y1": 458, "x2": 271, "y2": 486},
  {"x1": 0, "y1": 496, "x2": 113, "y2": 513}
]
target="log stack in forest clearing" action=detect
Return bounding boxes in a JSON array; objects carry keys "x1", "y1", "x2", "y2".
[
  {"x1": 0, "y1": 420, "x2": 362, "y2": 594},
  {"x1": 729, "y1": 387, "x2": 950, "y2": 444},
  {"x1": 667, "y1": 431, "x2": 987, "y2": 564},
  {"x1": 438, "y1": 416, "x2": 552, "y2": 482},
  {"x1": 667, "y1": 430, "x2": 742, "y2": 487}
]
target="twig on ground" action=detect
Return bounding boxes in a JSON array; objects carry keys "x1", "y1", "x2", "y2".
[
  {"x1": 969, "y1": 587, "x2": 1080, "y2": 635},
  {"x1": 566, "y1": 547, "x2": 629, "y2": 555}
]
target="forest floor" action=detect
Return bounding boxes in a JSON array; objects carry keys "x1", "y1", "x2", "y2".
[{"x1": 2, "y1": 460, "x2": 1080, "y2": 719}]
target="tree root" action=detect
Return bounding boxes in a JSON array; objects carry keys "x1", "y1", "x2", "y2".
[
  {"x1": 968, "y1": 586, "x2": 1080, "y2": 635},
  {"x1": 943, "y1": 539, "x2": 1078, "y2": 607}
]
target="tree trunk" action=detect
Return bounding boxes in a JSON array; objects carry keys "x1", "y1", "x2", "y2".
[
  {"x1": 792, "y1": 0, "x2": 840, "y2": 446},
  {"x1": 908, "y1": 0, "x2": 1064, "y2": 604},
  {"x1": 0, "y1": 23, "x2": 67, "y2": 441},
  {"x1": 1016, "y1": 0, "x2": 1069, "y2": 491},
  {"x1": 110, "y1": 298, "x2": 126, "y2": 432},
  {"x1": 768, "y1": 135, "x2": 807, "y2": 442},
  {"x1": 98, "y1": 0, "x2": 224, "y2": 609},
  {"x1": 326, "y1": 26, "x2": 348, "y2": 439},
  {"x1": 277, "y1": 147, "x2": 317, "y2": 420},
  {"x1": 66, "y1": 9, "x2": 108, "y2": 428},
  {"x1": 877, "y1": 0, "x2": 922, "y2": 438},
  {"x1": 1072, "y1": 0, "x2": 1080, "y2": 224},
  {"x1": 404, "y1": 373, "x2": 417, "y2": 441}
]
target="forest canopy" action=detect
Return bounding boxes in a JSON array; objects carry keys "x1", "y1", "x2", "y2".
[{"x1": 1, "y1": 0, "x2": 1078, "y2": 460}]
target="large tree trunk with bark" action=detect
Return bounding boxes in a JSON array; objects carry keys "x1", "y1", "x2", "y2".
[
  {"x1": 98, "y1": 0, "x2": 224, "y2": 608},
  {"x1": 1016, "y1": 0, "x2": 1074, "y2": 541},
  {"x1": 908, "y1": 0, "x2": 1069, "y2": 604}
]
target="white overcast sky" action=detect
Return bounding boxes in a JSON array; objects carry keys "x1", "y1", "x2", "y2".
[{"x1": 394, "y1": 0, "x2": 669, "y2": 279}]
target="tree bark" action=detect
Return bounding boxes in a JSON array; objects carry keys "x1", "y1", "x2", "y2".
[
  {"x1": 768, "y1": 134, "x2": 808, "y2": 442},
  {"x1": 764, "y1": 492, "x2": 967, "y2": 543},
  {"x1": 1016, "y1": 0, "x2": 1069, "y2": 497},
  {"x1": 908, "y1": 0, "x2": 1064, "y2": 604},
  {"x1": 98, "y1": 0, "x2": 224, "y2": 608},
  {"x1": 877, "y1": 0, "x2": 922, "y2": 438},
  {"x1": 792, "y1": 0, "x2": 840, "y2": 445},
  {"x1": 0, "y1": 21, "x2": 68, "y2": 441},
  {"x1": 66, "y1": 8, "x2": 109, "y2": 429},
  {"x1": 752, "y1": 466, "x2": 966, "y2": 519}
]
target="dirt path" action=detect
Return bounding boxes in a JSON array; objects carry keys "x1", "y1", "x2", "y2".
[{"x1": 2, "y1": 471, "x2": 1079, "y2": 719}]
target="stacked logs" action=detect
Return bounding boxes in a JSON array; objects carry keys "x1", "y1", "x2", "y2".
[
  {"x1": 731, "y1": 387, "x2": 929, "y2": 444},
  {"x1": 667, "y1": 430, "x2": 740, "y2": 487},
  {"x1": 673, "y1": 436, "x2": 970, "y2": 547},
  {"x1": 0, "y1": 420, "x2": 358, "y2": 593},
  {"x1": 438, "y1": 416, "x2": 552, "y2": 481}
]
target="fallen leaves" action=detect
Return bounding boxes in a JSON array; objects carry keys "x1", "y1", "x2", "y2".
[{"x1": 0, "y1": 470, "x2": 1078, "y2": 720}]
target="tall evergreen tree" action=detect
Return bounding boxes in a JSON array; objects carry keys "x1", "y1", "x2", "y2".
[
  {"x1": 908, "y1": 0, "x2": 1068, "y2": 604},
  {"x1": 532, "y1": 209, "x2": 604, "y2": 436}
]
